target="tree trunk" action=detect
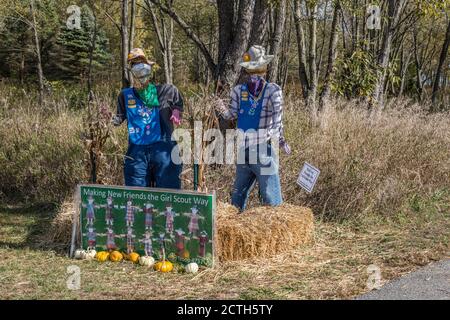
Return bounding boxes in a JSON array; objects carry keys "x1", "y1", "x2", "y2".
[
  {"x1": 399, "y1": 47, "x2": 411, "y2": 97},
  {"x1": 30, "y1": 0, "x2": 44, "y2": 106},
  {"x1": 293, "y1": 0, "x2": 309, "y2": 100},
  {"x1": 87, "y1": 3, "x2": 98, "y2": 101},
  {"x1": 431, "y1": 19, "x2": 450, "y2": 106},
  {"x1": 216, "y1": 0, "x2": 255, "y2": 92},
  {"x1": 121, "y1": 0, "x2": 130, "y2": 89},
  {"x1": 146, "y1": 0, "x2": 171, "y2": 83},
  {"x1": 307, "y1": 3, "x2": 318, "y2": 109},
  {"x1": 319, "y1": 0, "x2": 341, "y2": 107},
  {"x1": 165, "y1": 14, "x2": 174, "y2": 84},
  {"x1": 373, "y1": 0, "x2": 406, "y2": 107},
  {"x1": 249, "y1": 0, "x2": 269, "y2": 46},
  {"x1": 267, "y1": 0, "x2": 286, "y2": 83},
  {"x1": 129, "y1": 0, "x2": 136, "y2": 51},
  {"x1": 279, "y1": 8, "x2": 293, "y2": 88}
]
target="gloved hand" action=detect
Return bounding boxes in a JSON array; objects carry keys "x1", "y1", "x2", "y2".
[
  {"x1": 170, "y1": 108, "x2": 182, "y2": 126},
  {"x1": 280, "y1": 140, "x2": 291, "y2": 155},
  {"x1": 214, "y1": 99, "x2": 228, "y2": 116}
]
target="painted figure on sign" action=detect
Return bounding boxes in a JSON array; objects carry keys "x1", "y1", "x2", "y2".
[
  {"x1": 198, "y1": 230, "x2": 210, "y2": 258},
  {"x1": 121, "y1": 198, "x2": 138, "y2": 227},
  {"x1": 87, "y1": 226, "x2": 96, "y2": 249},
  {"x1": 160, "y1": 204, "x2": 178, "y2": 235},
  {"x1": 104, "y1": 196, "x2": 114, "y2": 226},
  {"x1": 155, "y1": 232, "x2": 172, "y2": 259},
  {"x1": 106, "y1": 227, "x2": 117, "y2": 250},
  {"x1": 126, "y1": 227, "x2": 136, "y2": 254},
  {"x1": 174, "y1": 229, "x2": 190, "y2": 258},
  {"x1": 184, "y1": 206, "x2": 205, "y2": 239},
  {"x1": 143, "y1": 203, "x2": 156, "y2": 231},
  {"x1": 83, "y1": 195, "x2": 97, "y2": 227},
  {"x1": 139, "y1": 230, "x2": 153, "y2": 256}
]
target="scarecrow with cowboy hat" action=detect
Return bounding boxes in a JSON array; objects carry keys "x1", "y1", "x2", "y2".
[
  {"x1": 216, "y1": 45, "x2": 291, "y2": 211},
  {"x1": 113, "y1": 48, "x2": 183, "y2": 189}
]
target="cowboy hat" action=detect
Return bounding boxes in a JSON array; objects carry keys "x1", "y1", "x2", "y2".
[{"x1": 239, "y1": 45, "x2": 274, "y2": 71}]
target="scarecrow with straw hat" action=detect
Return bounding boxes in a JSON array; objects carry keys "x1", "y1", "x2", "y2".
[
  {"x1": 112, "y1": 48, "x2": 184, "y2": 189},
  {"x1": 216, "y1": 45, "x2": 291, "y2": 211}
]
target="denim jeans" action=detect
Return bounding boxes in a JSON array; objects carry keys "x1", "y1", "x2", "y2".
[
  {"x1": 124, "y1": 140, "x2": 182, "y2": 189},
  {"x1": 231, "y1": 143, "x2": 282, "y2": 211}
]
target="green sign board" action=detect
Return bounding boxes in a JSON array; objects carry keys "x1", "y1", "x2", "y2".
[{"x1": 76, "y1": 184, "x2": 215, "y2": 266}]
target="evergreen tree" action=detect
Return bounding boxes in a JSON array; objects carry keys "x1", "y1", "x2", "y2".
[{"x1": 52, "y1": 4, "x2": 111, "y2": 80}]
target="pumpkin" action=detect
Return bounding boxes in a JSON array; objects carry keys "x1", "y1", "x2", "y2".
[
  {"x1": 109, "y1": 250, "x2": 123, "y2": 262},
  {"x1": 139, "y1": 256, "x2": 155, "y2": 267},
  {"x1": 185, "y1": 262, "x2": 199, "y2": 274},
  {"x1": 154, "y1": 260, "x2": 173, "y2": 273},
  {"x1": 95, "y1": 251, "x2": 110, "y2": 262},
  {"x1": 128, "y1": 252, "x2": 140, "y2": 263},
  {"x1": 74, "y1": 249, "x2": 85, "y2": 259}
]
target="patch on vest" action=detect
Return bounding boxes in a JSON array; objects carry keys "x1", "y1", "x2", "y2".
[
  {"x1": 128, "y1": 99, "x2": 136, "y2": 108},
  {"x1": 241, "y1": 91, "x2": 249, "y2": 101}
]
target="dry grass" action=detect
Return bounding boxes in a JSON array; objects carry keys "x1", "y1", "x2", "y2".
[{"x1": 216, "y1": 202, "x2": 314, "y2": 261}]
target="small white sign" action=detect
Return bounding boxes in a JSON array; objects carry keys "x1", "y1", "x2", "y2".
[{"x1": 297, "y1": 162, "x2": 320, "y2": 193}]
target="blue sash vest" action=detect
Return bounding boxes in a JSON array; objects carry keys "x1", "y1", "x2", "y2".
[
  {"x1": 123, "y1": 88, "x2": 161, "y2": 145},
  {"x1": 237, "y1": 83, "x2": 268, "y2": 131}
]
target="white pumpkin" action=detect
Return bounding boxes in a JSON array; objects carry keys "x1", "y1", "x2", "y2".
[
  {"x1": 185, "y1": 262, "x2": 199, "y2": 274},
  {"x1": 139, "y1": 256, "x2": 155, "y2": 267},
  {"x1": 74, "y1": 249, "x2": 85, "y2": 259},
  {"x1": 84, "y1": 249, "x2": 97, "y2": 260}
]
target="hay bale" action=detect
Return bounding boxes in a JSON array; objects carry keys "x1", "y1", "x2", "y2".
[
  {"x1": 216, "y1": 202, "x2": 314, "y2": 261},
  {"x1": 44, "y1": 197, "x2": 77, "y2": 249}
]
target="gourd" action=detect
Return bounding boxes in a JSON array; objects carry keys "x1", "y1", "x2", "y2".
[
  {"x1": 74, "y1": 249, "x2": 85, "y2": 259},
  {"x1": 185, "y1": 262, "x2": 199, "y2": 274},
  {"x1": 109, "y1": 250, "x2": 123, "y2": 262},
  {"x1": 154, "y1": 260, "x2": 173, "y2": 273},
  {"x1": 95, "y1": 251, "x2": 110, "y2": 262},
  {"x1": 139, "y1": 256, "x2": 155, "y2": 267},
  {"x1": 85, "y1": 249, "x2": 97, "y2": 260}
]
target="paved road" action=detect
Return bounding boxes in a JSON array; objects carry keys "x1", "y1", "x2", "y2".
[{"x1": 357, "y1": 259, "x2": 450, "y2": 300}]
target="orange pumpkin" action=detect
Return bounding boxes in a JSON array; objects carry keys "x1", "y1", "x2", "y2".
[
  {"x1": 95, "y1": 251, "x2": 110, "y2": 262},
  {"x1": 154, "y1": 260, "x2": 173, "y2": 273},
  {"x1": 128, "y1": 252, "x2": 140, "y2": 263},
  {"x1": 109, "y1": 251, "x2": 123, "y2": 262}
]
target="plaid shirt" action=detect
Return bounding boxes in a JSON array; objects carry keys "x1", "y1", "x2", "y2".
[{"x1": 222, "y1": 82, "x2": 285, "y2": 147}]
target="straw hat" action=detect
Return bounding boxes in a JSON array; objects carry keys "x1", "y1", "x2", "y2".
[
  {"x1": 239, "y1": 45, "x2": 274, "y2": 71},
  {"x1": 127, "y1": 48, "x2": 155, "y2": 65}
]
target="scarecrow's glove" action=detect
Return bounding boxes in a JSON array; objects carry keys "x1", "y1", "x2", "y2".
[
  {"x1": 170, "y1": 109, "x2": 182, "y2": 126},
  {"x1": 280, "y1": 139, "x2": 291, "y2": 155},
  {"x1": 214, "y1": 99, "x2": 228, "y2": 117}
]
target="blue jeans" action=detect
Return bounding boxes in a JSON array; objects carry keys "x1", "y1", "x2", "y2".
[
  {"x1": 124, "y1": 140, "x2": 182, "y2": 189},
  {"x1": 231, "y1": 143, "x2": 282, "y2": 211}
]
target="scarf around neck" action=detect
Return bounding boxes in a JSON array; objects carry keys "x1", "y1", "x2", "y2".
[
  {"x1": 136, "y1": 83, "x2": 160, "y2": 107},
  {"x1": 247, "y1": 75, "x2": 265, "y2": 97}
]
